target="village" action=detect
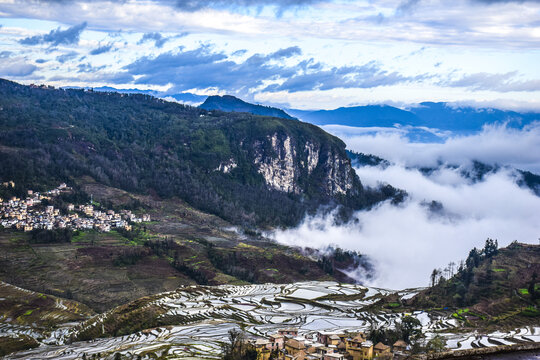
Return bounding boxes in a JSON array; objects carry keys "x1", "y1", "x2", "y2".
[
  {"x1": 0, "y1": 181, "x2": 150, "y2": 233},
  {"x1": 251, "y1": 328, "x2": 409, "y2": 360}
]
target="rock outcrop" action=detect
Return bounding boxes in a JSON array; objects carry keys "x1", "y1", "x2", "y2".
[{"x1": 249, "y1": 132, "x2": 356, "y2": 196}]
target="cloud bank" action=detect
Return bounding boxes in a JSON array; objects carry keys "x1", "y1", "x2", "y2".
[
  {"x1": 324, "y1": 123, "x2": 540, "y2": 173},
  {"x1": 0, "y1": 52, "x2": 38, "y2": 77},
  {"x1": 1, "y1": 0, "x2": 539, "y2": 109},
  {"x1": 271, "y1": 124, "x2": 540, "y2": 290},
  {"x1": 138, "y1": 32, "x2": 170, "y2": 48},
  {"x1": 90, "y1": 43, "x2": 115, "y2": 55},
  {"x1": 123, "y1": 45, "x2": 418, "y2": 95}
]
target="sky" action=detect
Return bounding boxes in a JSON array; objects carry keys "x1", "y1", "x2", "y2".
[{"x1": 1, "y1": 0, "x2": 540, "y2": 109}]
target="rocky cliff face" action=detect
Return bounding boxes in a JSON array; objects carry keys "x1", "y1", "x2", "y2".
[
  {"x1": 247, "y1": 132, "x2": 356, "y2": 196},
  {"x1": 253, "y1": 133, "x2": 297, "y2": 193}
]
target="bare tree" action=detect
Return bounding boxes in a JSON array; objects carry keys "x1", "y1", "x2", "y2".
[
  {"x1": 448, "y1": 261, "x2": 455, "y2": 277},
  {"x1": 221, "y1": 329, "x2": 257, "y2": 360}
]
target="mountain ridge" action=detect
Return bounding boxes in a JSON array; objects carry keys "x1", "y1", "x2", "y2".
[
  {"x1": 0, "y1": 79, "x2": 401, "y2": 228},
  {"x1": 62, "y1": 86, "x2": 540, "y2": 134},
  {"x1": 200, "y1": 94, "x2": 296, "y2": 120},
  {"x1": 289, "y1": 102, "x2": 540, "y2": 133}
]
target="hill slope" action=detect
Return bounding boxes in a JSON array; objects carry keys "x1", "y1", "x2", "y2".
[
  {"x1": 0, "y1": 179, "x2": 369, "y2": 312},
  {"x1": 0, "y1": 79, "x2": 402, "y2": 228},
  {"x1": 200, "y1": 94, "x2": 296, "y2": 120},
  {"x1": 409, "y1": 242, "x2": 540, "y2": 329}
]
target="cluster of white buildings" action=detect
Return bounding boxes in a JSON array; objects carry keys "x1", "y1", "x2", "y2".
[{"x1": 0, "y1": 182, "x2": 150, "y2": 232}]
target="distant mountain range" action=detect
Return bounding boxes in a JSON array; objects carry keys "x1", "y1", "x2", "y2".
[
  {"x1": 197, "y1": 94, "x2": 540, "y2": 134},
  {"x1": 288, "y1": 102, "x2": 540, "y2": 133},
  {"x1": 348, "y1": 150, "x2": 540, "y2": 197},
  {"x1": 72, "y1": 87, "x2": 540, "y2": 135}
]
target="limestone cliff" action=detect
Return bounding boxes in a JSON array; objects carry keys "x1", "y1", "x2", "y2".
[{"x1": 244, "y1": 131, "x2": 357, "y2": 197}]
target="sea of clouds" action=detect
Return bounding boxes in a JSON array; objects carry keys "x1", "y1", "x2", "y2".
[{"x1": 271, "y1": 123, "x2": 540, "y2": 290}]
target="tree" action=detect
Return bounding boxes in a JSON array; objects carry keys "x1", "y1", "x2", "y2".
[
  {"x1": 429, "y1": 269, "x2": 438, "y2": 286},
  {"x1": 454, "y1": 282, "x2": 467, "y2": 307},
  {"x1": 367, "y1": 326, "x2": 401, "y2": 348},
  {"x1": 443, "y1": 266, "x2": 450, "y2": 280},
  {"x1": 426, "y1": 335, "x2": 447, "y2": 353},
  {"x1": 466, "y1": 248, "x2": 481, "y2": 269},
  {"x1": 483, "y1": 238, "x2": 498, "y2": 258},
  {"x1": 529, "y1": 272, "x2": 538, "y2": 302},
  {"x1": 430, "y1": 269, "x2": 440, "y2": 287},
  {"x1": 448, "y1": 261, "x2": 456, "y2": 277},
  {"x1": 457, "y1": 260, "x2": 465, "y2": 274},
  {"x1": 221, "y1": 329, "x2": 257, "y2": 360},
  {"x1": 396, "y1": 316, "x2": 423, "y2": 344}
]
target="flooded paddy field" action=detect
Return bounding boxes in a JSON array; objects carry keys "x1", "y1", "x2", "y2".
[{"x1": 3, "y1": 282, "x2": 539, "y2": 359}]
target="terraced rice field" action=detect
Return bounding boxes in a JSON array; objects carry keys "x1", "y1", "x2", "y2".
[{"x1": 3, "y1": 282, "x2": 540, "y2": 359}]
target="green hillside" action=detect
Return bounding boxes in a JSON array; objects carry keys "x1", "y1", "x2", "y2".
[
  {"x1": 0, "y1": 79, "x2": 402, "y2": 228},
  {"x1": 409, "y1": 241, "x2": 540, "y2": 329},
  {"x1": 0, "y1": 180, "x2": 366, "y2": 312}
]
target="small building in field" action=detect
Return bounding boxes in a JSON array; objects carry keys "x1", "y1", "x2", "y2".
[
  {"x1": 328, "y1": 334, "x2": 341, "y2": 346},
  {"x1": 324, "y1": 353, "x2": 344, "y2": 360},
  {"x1": 252, "y1": 338, "x2": 272, "y2": 360},
  {"x1": 269, "y1": 333, "x2": 285, "y2": 350},
  {"x1": 392, "y1": 340, "x2": 407, "y2": 353}
]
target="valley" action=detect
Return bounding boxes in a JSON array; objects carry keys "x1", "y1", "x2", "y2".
[
  {"x1": 0, "y1": 80, "x2": 539, "y2": 359},
  {"x1": 2, "y1": 0, "x2": 540, "y2": 358}
]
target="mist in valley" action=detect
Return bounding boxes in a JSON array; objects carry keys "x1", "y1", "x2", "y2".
[{"x1": 271, "y1": 123, "x2": 540, "y2": 290}]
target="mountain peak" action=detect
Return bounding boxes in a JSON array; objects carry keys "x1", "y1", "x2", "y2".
[{"x1": 200, "y1": 95, "x2": 296, "y2": 120}]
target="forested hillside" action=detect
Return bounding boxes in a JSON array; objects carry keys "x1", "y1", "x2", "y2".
[
  {"x1": 410, "y1": 241, "x2": 540, "y2": 328},
  {"x1": 0, "y1": 79, "x2": 403, "y2": 228}
]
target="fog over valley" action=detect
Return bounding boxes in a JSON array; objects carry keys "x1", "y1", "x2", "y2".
[{"x1": 272, "y1": 123, "x2": 540, "y2": 289}]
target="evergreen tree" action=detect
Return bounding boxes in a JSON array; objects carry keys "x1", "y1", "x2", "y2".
[{"x1": 483, "y1": 238, "x2": 498, "y2": 258}]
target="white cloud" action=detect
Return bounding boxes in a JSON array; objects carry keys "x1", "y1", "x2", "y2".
[
  {"x1": 1, "y1": 0, "x2": 539, "y2": 47},
  {"x1": 271, "y1": 124, "x2": 540, "y2": 290},
  {"x1": 2, "y1": 1, "x2": 540, "y2": 109},
  {"x1": 324, "y1": 122, "x2": 540, "y2": 173},
  {"x1": 0, "y1": 56, "x2": 38, "y2": 77},
  {"x1": 272, "y1": 168, "x2": 540, "y2": 290}
]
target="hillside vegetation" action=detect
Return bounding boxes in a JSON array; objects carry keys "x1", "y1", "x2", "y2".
[
  {"x1": 409, "y1": 241, "x2": 540, "y2": 329},
  {"x1": 0, "y1": 79, "x2": 401, "y2": 228},
  {"x1": 0, "y1": 180, "x2": 367, "y2": 312}
]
